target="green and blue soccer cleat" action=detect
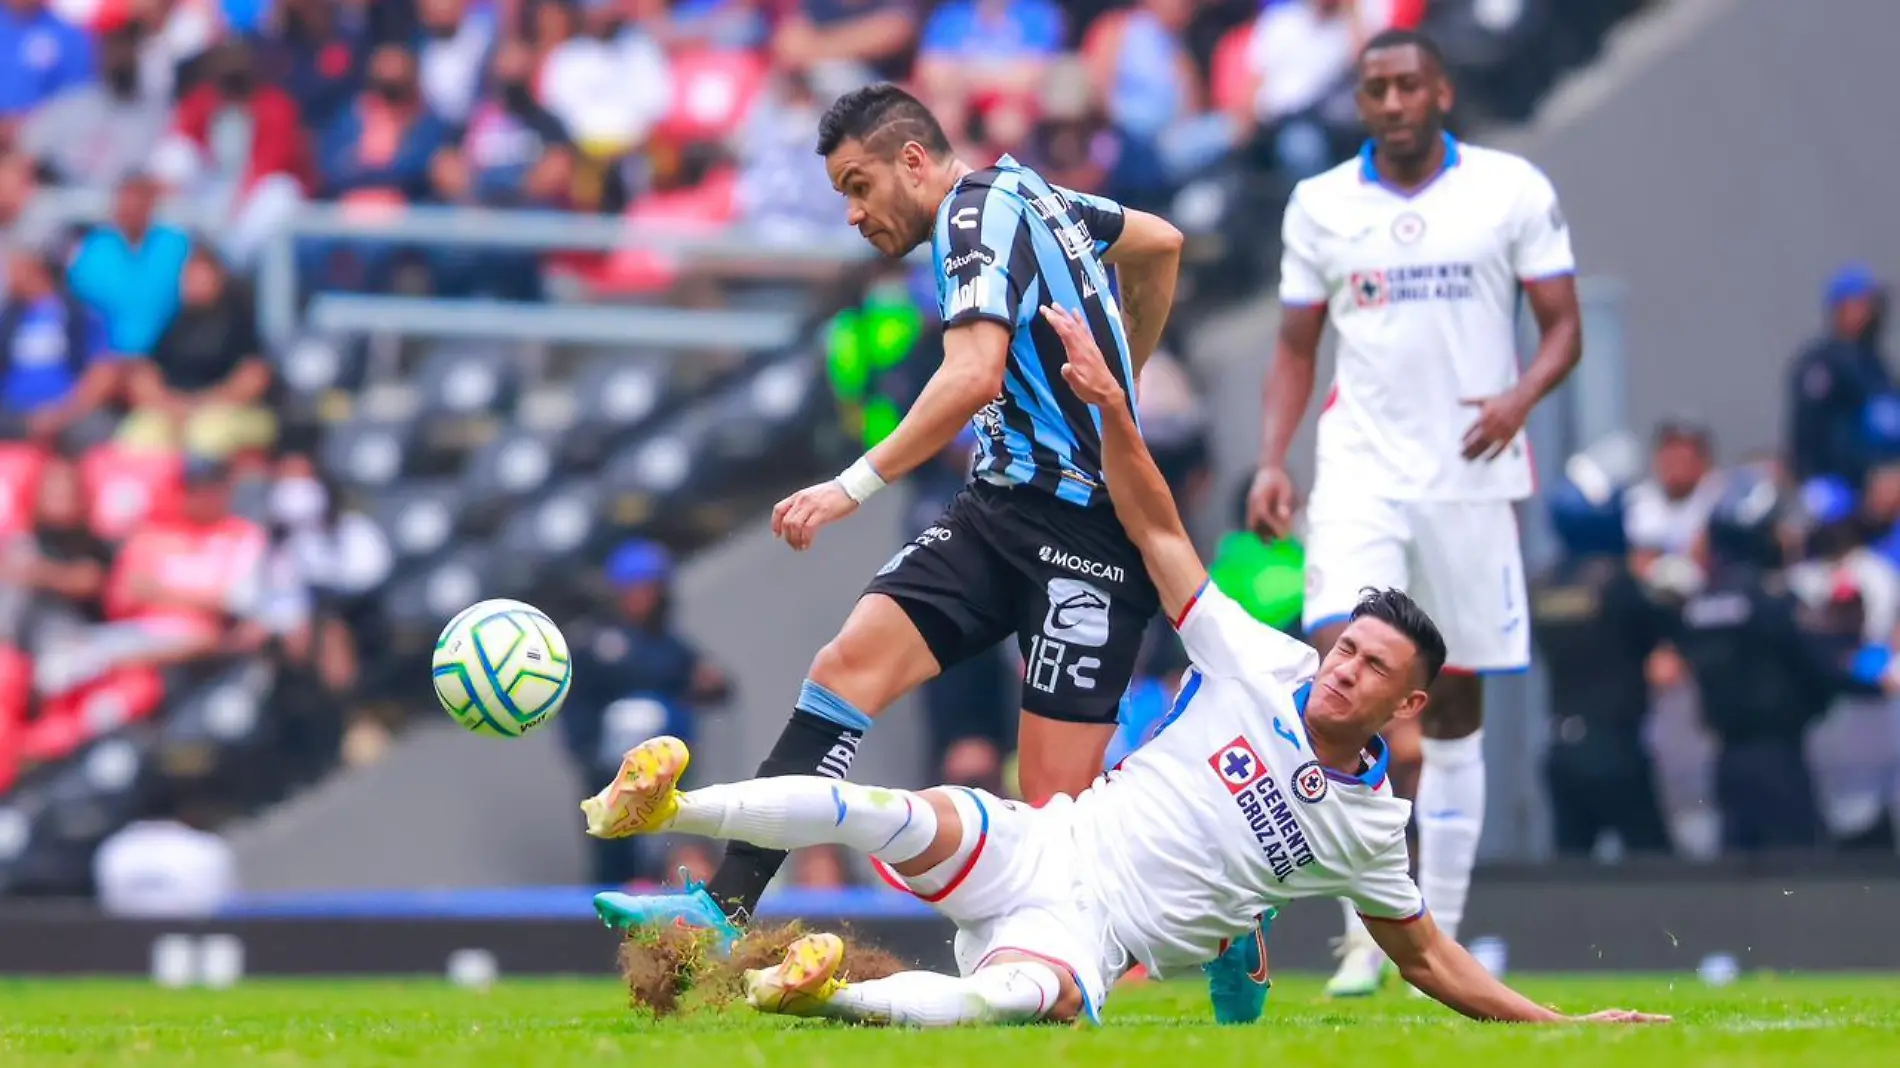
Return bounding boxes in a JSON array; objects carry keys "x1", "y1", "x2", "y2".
[
  {"x1": 1204, "y1": 907, "x2": 1275, "y2": 1024},
  {"x1": 593, "y1": 876, "x2": 744, "y2": 955}
]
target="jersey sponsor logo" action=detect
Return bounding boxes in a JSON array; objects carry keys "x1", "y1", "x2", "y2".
[
  {"x1": 1391, "y1": 212, "x2": 1426, "y2": 245},
  {"x1": 875, "y1": 544, "x2": 917, "y2": 577},
  {"x1": 1038, "y1": 545, "x2": 1125, "y2": 585},
  {"x1": 1056, "y1": 222, "x2": 1094, "y2": 261},
  {"x1": 946, "y1": 276, "x2": 991, "y2": 318},
  {"x1": 1210, "y1": 735, "x2": 1317, "y2": 880},
  {"x1": 952, "y1": 206, "x2": 979, "y2": 230},
  {"x1": 1043, "y1": 577, "x2": 1112, "y2": 648},
  {"x1": 1291, "y1": 760, "x2": 1329, "y2": 804},
  {"x1": 1354, "y1": 263, "x2": 1476, "y2": 308},
  {"x1": 944, "y1": 248, "x2": 994, "y2": 274},
  {"x1": 1210, "y1": 737, "x2": 1266, "y2": 793},
  {"x1": 1026, "y1": 192, "x2": 1069, "y2": 220}
]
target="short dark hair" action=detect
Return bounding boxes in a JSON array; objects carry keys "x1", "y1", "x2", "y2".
[
  {"x1": 1348, "y1": 587, "x2": 1447, "y2": 687},
  {"x1": 815, "y1": 83, "x2": 953, "y2": 160},
  {"x1": 1360, "y1": 28, "x2": 1446, "y2": 72}
]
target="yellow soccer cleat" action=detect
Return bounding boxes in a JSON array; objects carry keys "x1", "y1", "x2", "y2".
[
  {"x1": 580, "y1": 736, "x2": 690, "y2": 839},
  {"x1": 744, "y1": 933, "x2": 847, "y2": 1018}
]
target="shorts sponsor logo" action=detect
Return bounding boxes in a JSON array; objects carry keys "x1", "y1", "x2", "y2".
[
  {"x1": 947, "y1": 276, "x2": 991, "y2": 318},
  {"x1": 1211, "y1": 736, "x2": 1316, "y2": 881},
  {"x1": 944, "y1": 248, "x2": 994, "y2": 274},
  {"x1": 1042, "y1": 577, "x2": 1111, "y2": 648},
  {"x1": 1292, "y1": 760, "x2": 1329, "y2": 804},
  {"x1": 1039, "y1": 545, "x2": 1124, "y2": 584},
  {"x1": 875, "y1": 544, "x2": 917, "y2": 577}
]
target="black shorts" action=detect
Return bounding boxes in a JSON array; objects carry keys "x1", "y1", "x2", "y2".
[{"x1": 864, "y1": 480, "x2": 1158, "y2": 724}]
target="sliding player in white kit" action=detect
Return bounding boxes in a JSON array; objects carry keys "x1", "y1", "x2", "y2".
[
  {"x1": 1246, "y1": 29, "x2": 1585, "y2": 997},
  {"x1": 576, "y1": 306, "x2": 1663, "y2": 1030}
]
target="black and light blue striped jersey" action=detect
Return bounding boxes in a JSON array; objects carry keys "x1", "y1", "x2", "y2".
[{"x1": 931, "y1": 154, "x2": 1138, "y2": 508}]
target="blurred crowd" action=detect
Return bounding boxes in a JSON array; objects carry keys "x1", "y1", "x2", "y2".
[{"x1": 1531, "y1": 264, "x2": 1900, "y2": 861}]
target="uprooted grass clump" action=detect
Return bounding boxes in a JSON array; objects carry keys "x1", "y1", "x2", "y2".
[{"x1": 618, "y1": 920, "x2": 908, "y2": 1017}]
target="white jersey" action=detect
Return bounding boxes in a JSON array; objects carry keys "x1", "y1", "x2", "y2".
[
  {"x1": 1279, "y1": 136, "x2": 1576, "y2": 502},
  {"x1": 1071, "y1": 582, "x2": 1423, "y2": 979}
]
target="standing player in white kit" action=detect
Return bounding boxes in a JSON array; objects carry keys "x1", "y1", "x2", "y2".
[{"x1": 1246, "y1": 29, "x2": 1584, "y2": 997}]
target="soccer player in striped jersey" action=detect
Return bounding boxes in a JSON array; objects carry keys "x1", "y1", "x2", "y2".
[{"x1": 593, "y1": 84, "x2": 1193, "y2": 955}]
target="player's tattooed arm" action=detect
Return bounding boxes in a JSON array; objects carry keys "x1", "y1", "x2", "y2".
[
  {"x1": 1101, "y1": 209, "x2": 1183, "y2": 378},
  {"x1": 1364, "y1": 912, "x2": 1669, "y2": 1025},
  {"x1": 1043, "y1": 305, "x2": 1208, "y2": 621}
]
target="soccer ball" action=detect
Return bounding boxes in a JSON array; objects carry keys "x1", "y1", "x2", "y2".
[{"x1": 431, "y1": 598, "x2": 572, "y2": 738}]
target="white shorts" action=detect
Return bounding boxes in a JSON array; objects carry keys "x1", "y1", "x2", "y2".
[
  {"x1": 1301, "y1": 483, "x2": 1530, "y2": 673},
  {"x1": 873, "y1": 789, "x2": 1128, "y2": 1022}
]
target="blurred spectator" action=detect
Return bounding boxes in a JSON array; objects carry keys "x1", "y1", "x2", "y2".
[
  {"x1": 564, "y1": 538, "x2": 731, "y2": 885},
  {"x1": 316, "y1": 44, "x2": 446, "y2": 206},
  {"x1": 1020, "y1": 58, "x2": 1115, "y2": 196},
  {"x1": 17, "y1": 18, "x2": 169, "y2": 192},
  {"x1": 1237, "y1": 0, "x2": 1394, "y2": 182},
  {"x1": 1625, "y1": 416, "x2": 1723, "y2": 575},
  {"x1": 916, "y1": 0, "x2": 1063, "y2": 148},
  {"x1": 1534, "y1": 462, "x2": 1671, "y2": 860},
  {"x1": 131, "y1": 0, "x2": 227, "y2": 100},
  {"x1": 92, "y1": 785, "x2": 236, "y2": 918},
  {"x1": 1133, "y1": 342, "x2": 1210, "y2": 513},
  {"x1": 307, "y1": 43, "x2": 447, "y2": 290},
  {"x1": 1080, "y1": 0, "x2": 1234, "y2": 206},
  {"x1": 67, "y1": 173, "x2": 191, "y2": 360},
  {"x1": 0, "y1": 149, "x2": 62, "y2": 276},
  {"x1": 0, "y1": 454, "x2": 112, "y2": 647},
  {"x1": 1, "y1": 243, "x2": 116, "y2": 442},
  {"x1": 126, "y1": 244, "x2": 273, "y2": 442},
  {"x1": 0, "y1": 0, "x2": 95, "y2": 128},
  {"x1": 538, "y1": 0, "x2": 670, "y2": 178},
  {"x1": 647, "y1": 0, "x2": 769, "y2": 52},
  {"x1": 429, "y1": 36, "x2": 573, "y2": 296},
  {"x1": 417, "y1": 0, "x2": 498, "y2": 128},
  {"x1": 771, "y1": 0, "x2": 916, "y2": 91},
  {"x1": 733, "y1": 71, "x2": 845, "y2": 241},
  {"x1": 254, "y1": 0, "x2": 370, "y2": 134},
  {"x1": 151, "y1": 38, "x2": 312, "y2": 271},
  {"x1": 1789, "y1": 263, "x2": 1893, "y2": 491}
]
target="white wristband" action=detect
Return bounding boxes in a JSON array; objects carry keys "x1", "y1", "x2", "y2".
[{"x1": 836, "y1": 456, "x2": 886, "y2": 504}]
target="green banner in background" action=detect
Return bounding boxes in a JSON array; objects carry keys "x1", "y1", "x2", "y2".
[
  {"x1": 824, "y1": 295, "x2": 924, "y2": 450},
  {"x1": 1207, "y1": 531, "x2": 1305, "y2": 632}
]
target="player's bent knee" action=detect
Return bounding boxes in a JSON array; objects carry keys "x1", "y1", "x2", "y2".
[
  {"x1": 891, "y1": 788, "x2": 968, "y2": 878},
  {"x1": 808, "y1": 596, "x2": 939, "y2": 711}
]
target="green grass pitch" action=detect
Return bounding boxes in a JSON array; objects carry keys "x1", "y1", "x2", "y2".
[{"x1": 3, "y1": 974, "x2": 1897, "y2": 1067}]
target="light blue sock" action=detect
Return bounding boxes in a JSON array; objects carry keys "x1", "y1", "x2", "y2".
[{"x1": 797, "y1": 679, "x2": 874, "y2": 733}]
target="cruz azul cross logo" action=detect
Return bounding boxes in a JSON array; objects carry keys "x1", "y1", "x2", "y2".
[{"x1": 1209, "y1": 736, "x2": 1267, "y2": 795}]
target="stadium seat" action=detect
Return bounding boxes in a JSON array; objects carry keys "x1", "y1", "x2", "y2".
[
  {"x1": 379, "y1": 543, "x2": 497, "y2": 657},
  {"x1": 319, "y1": 408, "x2": 423, "y2": 492},
  {"x1": 490, "y1": 477, "x2": 608, "y2": 606},
  {"x1": 153, "y1": 660, "x2": 283, "y2": 810},
  {"x1": 410, "y1": 342, "x2": 524, "y2": 474},
  {"x1": 275, "y1": 333, "x2": 370, "y2": 426},
  {"x1": 0, "y1": 442, "x2": 47, "y2": 538},
  {"x1": 557, "y1": 350, "x2": 674, "y2": 470},
  {"x1": 651, "y1": 48, "x2": 769, "y2": 148},
  {"x1": 458, "y1": 425, "x2": 564, "y2": 535},
  {"x1": 79, "y1": 442, "x2": 184, "y2": 543},
  {"x1": 370, "y1": 478, "x2": 467, "y2": 567}
]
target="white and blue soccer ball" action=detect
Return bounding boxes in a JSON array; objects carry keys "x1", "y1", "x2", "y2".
[{"x1": 431, "y1": 598, "x2": 572, "y2": 738}]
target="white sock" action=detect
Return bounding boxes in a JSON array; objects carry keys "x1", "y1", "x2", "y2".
[
  {"x1": 1339, "y1": 899, "x2": 1376, "y2": 949},
  {"x1": 666, "y1": 777, "x2": 938, "y2": 864},
  {"x1": 822, "y1": 962, "x2": 1063, "y2": 1027},
  {"x1": 1416, "y1": 730, "x2": 1486, "y2": 943}
]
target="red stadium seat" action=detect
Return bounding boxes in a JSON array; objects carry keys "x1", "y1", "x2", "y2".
[
  {"x1": 0, "y1": 442, "x2": 47, "y2": 538},
  {"x1": 21, "y1": 666, "x2": 164, "y2": 767},
  {"x1": 574, "y1": 168, "x2": 741, "y2": 295},
  {"x1": 1210, "y1": 24, "x2": 1256, "y2": 116},
  {"x1": 80, "y1": 443, "x2": 183, "y2": 543},
  {"x1": 0, "y1": 644, "x2": 28, "y2": 795},
  {"x1": 1391, "y1": 0, "x2": 1429, "y2": 31},
  {"x1": 652, "y1": 48, "x2": 769, "y2": 146}
]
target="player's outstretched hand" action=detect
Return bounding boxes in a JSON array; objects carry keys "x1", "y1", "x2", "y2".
[
  {"x1": 773, "y1": 480, "x2": 859, "y2": 552},
  {"x1": 1043, "y1": 305, "x2": 1124, "y2": 408},
  {"x1": 1569, "y1": 1009, "x2": 1673, "y2": 1024}
]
